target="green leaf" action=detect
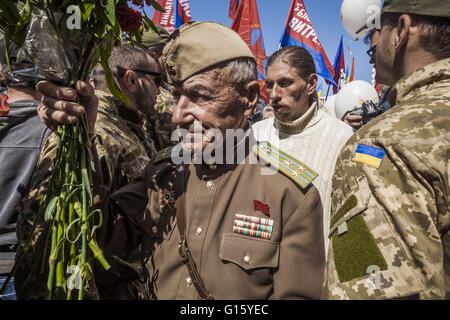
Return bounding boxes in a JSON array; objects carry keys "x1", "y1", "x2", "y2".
[
  {"x1": 104, "y1": 0, "x2": 117, "y2": 26},
  {"x1": 143, "y1": 16, "x2": 159, "y2": 34},
  {"x1": 0, "y1": 2, "x2": 20, "y2": 24},
  {"x1": 82, "y1": 3, "x2": 95, "y2": 21},
  {"x1": 148, "y1": 0, "x2": 164, "y2": 12},
  {"x1": 99, "y1": 43, "x2": 130, "y2": 105},
  {"x1": 44, "y1": 197, "x2": 59, "y2": 222}
]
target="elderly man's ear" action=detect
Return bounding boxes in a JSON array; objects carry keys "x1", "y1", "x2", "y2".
[{"x1": 243, "y1": 80, "x2": 260, "y2": 118}]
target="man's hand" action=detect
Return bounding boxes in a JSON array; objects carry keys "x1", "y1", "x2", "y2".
[
  {"x1": 37, "y1": 80, "x2": 98, "y2": 134},
  {"x1": 343, "y1": 106, "x2": 363, "y2": 130}
]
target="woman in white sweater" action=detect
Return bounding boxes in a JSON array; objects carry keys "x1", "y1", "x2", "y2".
[{"x1": 252, "y1": 46, "x2": 354, "y2": 254}]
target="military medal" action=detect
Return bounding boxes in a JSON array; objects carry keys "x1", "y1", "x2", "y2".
[
  {"x1": 234, "y1": 220, "x2": 273, "y2": 233},
  {"x1": 159, "y1": 189, "x2": 175, "y2": 206},
  {"x1": 233, "y1": 214, "x2": 274, "y2": 240},
  {"x1": 235, "y1": 213, "x2": 274, "y2": 226},
  {"x1": 233, "y1": 226, "x2": 272, "y2": 240}
]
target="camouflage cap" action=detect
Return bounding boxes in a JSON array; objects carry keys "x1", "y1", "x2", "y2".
[
  {"x1": 382, "y1": 0, "x2": 450, "y2": 18},
  {"x1": 162, "y1": 21, "x2": 255, "y2": 84},
  {"x1": 142, "y1": 24, "x2": 170, "y2": 48}
]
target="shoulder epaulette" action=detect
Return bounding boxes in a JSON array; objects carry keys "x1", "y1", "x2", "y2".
[
  {"x1": 253, "y1": 141, "x2": 318, "y2": 189},
  {"x1": 152, "y1": 145, "x2": 183, "y2": 164}
]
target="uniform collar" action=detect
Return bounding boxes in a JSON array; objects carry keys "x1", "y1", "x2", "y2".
[
  {"x1": 388, "y1": 57, "x2": 450, "y2": 107},
  {"x1": 273, "y1": 101, "x2": 323, "y2": 135}
]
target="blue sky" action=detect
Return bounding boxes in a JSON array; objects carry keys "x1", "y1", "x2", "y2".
[{"x1": 145, "y1": 0, "x2": 375, "y2": 96}]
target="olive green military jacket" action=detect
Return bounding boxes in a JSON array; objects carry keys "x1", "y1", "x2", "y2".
[
  {"x1": 97, "y1": 134, "x2": 325, "y2": 300},
  {"x1": 323, "y1": 58, "x2": 450, "y2": 299},
  {"x1": 15, "y1": 90, "x2": 153, "y2": 299}
]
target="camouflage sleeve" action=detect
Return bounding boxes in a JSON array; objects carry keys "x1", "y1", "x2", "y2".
[{"x1": 323, "y1": 139, "x2": 449, "y2": 300}]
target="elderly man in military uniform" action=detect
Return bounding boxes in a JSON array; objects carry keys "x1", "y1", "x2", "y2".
[
  {"x1": 33, "y1": 21, "x2": 325, "y2": 300},
  {"x1": 323, "y1": 0, "x2": 450, "y2": 299}
]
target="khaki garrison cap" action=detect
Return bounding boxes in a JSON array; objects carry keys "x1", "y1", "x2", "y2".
[
  {"x1": 382, "y1": 0, "x2": 450, "y2": 18},
  {"x1": 162, "y1": 21, "x2": 255, "y2": 84},
  {"x1": 142, "y1": 24, "x2": 170, "y2": 48}
]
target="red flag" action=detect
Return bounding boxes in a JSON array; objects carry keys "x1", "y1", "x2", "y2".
[
  {"x1": 349, "y1": 57, "x2": 355, "y2": 82},
  {"x1": 152, "y1": 0, "x2": 191, "y2": 34},
  {"x1": 231, "y1": 0, "x2": 269, "y2": 104},
  {"x1": 229, "y1": 0, "x2": 239, "y2": 19}
]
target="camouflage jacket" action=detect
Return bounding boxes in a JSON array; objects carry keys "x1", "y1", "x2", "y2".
[
  {"x1": 323, "y1": 58, "x2": 450, "y2": 300},
  {"x1": 14, "y1": 90, "x2": 153, "y2": 299},
  {"x1": 149, "y1": 84, "x2": 177, "y2": 150}
]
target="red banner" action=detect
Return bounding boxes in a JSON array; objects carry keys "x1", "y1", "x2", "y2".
[
  {"x1": 152, "y1": 0, "x2": 191, "y2": 34},
  {"x1": 229, "y1": 0, "x2": 239, "y2": 19},
  {"x1": 231, "y1": 0, "x2": 269, "y2": 103}
]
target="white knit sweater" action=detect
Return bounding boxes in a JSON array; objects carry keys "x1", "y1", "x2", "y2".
[{"x1": 252, "y1": 102, "x2": 354, "y2": 253}]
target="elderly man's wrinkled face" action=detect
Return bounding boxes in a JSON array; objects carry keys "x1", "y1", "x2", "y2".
[{"x1": 171, "y1": 66, "x2": 253, "y2": 153}]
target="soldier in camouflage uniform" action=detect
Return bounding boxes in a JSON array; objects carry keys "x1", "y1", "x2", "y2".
[
  {"x1": 142, "y1": 23, "x2": 177, "y2": 150},
  {"x1": 323, "y1": 0, "x2": 450, "y2": 299},
  {"x1": 15, "y1": 43, "x2": 162, "y2": 299}
]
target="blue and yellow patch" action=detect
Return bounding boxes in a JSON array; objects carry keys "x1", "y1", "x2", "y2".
[{"x1": 352, "y1": 144, "x2": 385, "y2": 169}]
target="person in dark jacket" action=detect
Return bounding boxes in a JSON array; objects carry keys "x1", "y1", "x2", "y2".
[{"x1": 0, "y1": 37, "x2": 50, "y2": 300}]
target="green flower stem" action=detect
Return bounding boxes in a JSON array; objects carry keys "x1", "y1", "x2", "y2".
[
  {"x1": 78, "y1": 129, "x2": 88, "y2": 301},
  {"x1": 46, "y1": 199, "x2": 62, "y2": 300}
]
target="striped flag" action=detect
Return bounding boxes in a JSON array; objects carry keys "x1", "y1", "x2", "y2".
[
  {"x1": 152, "y1": 0, "x2": 191, "y2": 34},
  {"x1": 279, "y1": 0, "x2": 336, "y2": 86}
]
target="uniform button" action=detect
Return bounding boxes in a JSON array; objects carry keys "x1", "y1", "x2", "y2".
[
  {"x1": 243, "y1": 255, "x2": 252, "y2": 265},
  {"x1": 194, "y1": 227, "x2": 203, "y2": 236},
  {"x1": 151, "y1": 226, "x2": 158, "y2": 234},
  {"x1": 185, "y1": 277, "x2": 193, "y2": 287},
  {"x1": 206, "y1": 181, "x2": 214, "y2": 190}
]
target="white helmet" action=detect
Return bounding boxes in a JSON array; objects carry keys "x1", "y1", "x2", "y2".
[
  {"x1": 335, "y1": 80, "x2": 379, "y2": 120},
  {"x1": 341, "y1": 0, "x2": 382, "y2": 39}
]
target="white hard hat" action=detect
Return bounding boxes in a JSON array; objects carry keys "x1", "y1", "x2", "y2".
[
  {"x1": 335, "y1": 80, "x2": 380, "y2": 120},
  {"x1": 341, "y1": 0, "x2": 382, "y2": 39}
]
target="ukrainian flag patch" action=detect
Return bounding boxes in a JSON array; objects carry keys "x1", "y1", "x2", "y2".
[{"x1": 352, "y1": 144, "x2": 385, "y2": 169}]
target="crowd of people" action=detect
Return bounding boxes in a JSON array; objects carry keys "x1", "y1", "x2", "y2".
[{"x1": 0, "y1": 0, "x2": 449, "y2": 300}]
